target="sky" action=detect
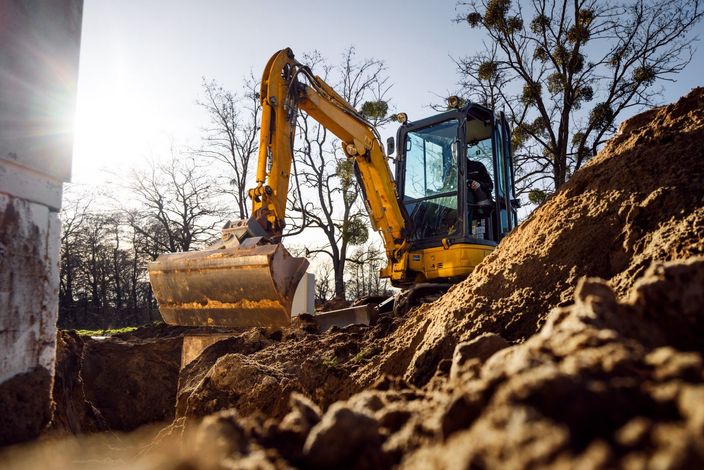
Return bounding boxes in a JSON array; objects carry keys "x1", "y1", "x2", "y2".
[
  {"x1": 71, "y1": 0, "x2": 704, "y2": 226},
  {"x1": 72, "y1": 0, "x2": 483, "y2": 185},
  {"x1": 73, "y1": 0, "x2": 704, "y2": 185}
]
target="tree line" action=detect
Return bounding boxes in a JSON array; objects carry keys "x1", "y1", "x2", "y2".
[{"x1": 58, "y1": 155, "x2": 226, "y2": 329}]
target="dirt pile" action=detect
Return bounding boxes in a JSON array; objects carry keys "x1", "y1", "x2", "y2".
[
  {"x1": 174, "y1": 315, "x2": 400, "y2": 423},
  {"x1": 403, "y1": 258, "x2": 704, "y2": 469},
  {"x1": 46, "y1": 315, "x2": 402, "y2": 439},
  {"x1": 354, "y1": 88, "x2": 704, "y2": 388},
  {"x1": 51, "y1": 329, "x2": 183, "y2": 434},
  {"x1": 109, "y1": 257, "x2": 700, "y2": 470},
  {"x1": 7, "y1": 259, "x2": 702, "y2": 469}
]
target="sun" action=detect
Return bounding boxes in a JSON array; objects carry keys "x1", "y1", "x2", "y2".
[{"x1": 72, "y1": 63, "x2": 156, "y2": 183}]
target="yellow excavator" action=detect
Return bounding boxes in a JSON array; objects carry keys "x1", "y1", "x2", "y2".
[{"x1": 148, "y1": 48, "x2": 518, "y2": 329}]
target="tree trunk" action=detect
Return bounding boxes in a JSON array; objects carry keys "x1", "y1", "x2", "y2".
[{"x1": 333, "y1": 264, "x2": 345, "y2": 300}]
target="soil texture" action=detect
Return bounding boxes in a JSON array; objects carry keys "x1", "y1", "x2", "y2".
[{"x1": 4, "y1": 88, "x2": 704, "y2": 469}]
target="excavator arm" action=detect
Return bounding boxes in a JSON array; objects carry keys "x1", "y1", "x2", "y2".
[
  {"x1": 148, "y1": 48, "x2": 409, "y2": 328},
  {"x1": 249, "y1": 48, "x2": 408, "y2": 262}
]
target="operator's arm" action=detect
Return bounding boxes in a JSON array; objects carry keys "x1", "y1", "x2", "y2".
[{"x1": 467, "y1": 160, "x2": 493, "y2": 195}]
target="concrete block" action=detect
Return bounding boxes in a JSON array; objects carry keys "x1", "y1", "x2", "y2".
[
  {"x1": 292, "y1": 272, "x2": 315, "y2": 316},
  {"x1": 0, "y1": 194, "x2": 61, "y2": 445}
]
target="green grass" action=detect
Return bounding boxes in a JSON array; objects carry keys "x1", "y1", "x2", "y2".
[
  {"x1": 74, "y1": 326, "x2": 139, "y2": 337},
  {"x1": 322, "y1": 355, "x2": 339, "y2": 367},
  {"x1": 351, "y1": 347, "x2": 375, "y2": 363}
]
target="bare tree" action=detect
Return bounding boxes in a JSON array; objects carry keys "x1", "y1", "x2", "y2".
[
  {"x1": 345, "y1": 242, "x2": 391, "y2": 300},
  {"x1": 59, "y1": 188, "x2": 93, "y2": 308},
  {"x1": 80, "y1": 213, "x2": 109, "y2": 308},
  {"x1": 288, "y1": 47, "x2": 393, "y2": 300},
  {"x1": 314, "y1": 260, "x2": 334, "y2": 305},
  {"x1": 456, "y1": 0, "x2": 703, "y2": 201},
  {"x1": 196, "y1": 76, "x2": 261, "y2": 219},
  {"x1": 127, "y1": 149, "x2": 225, "y2": 254}
]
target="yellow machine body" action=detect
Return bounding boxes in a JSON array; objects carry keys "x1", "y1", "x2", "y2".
[
  {"x1": 409, "y1": 243, "x2": 493, "y2": 282},
  {"x1": 381, "y1": 243, "x2": 494, "y2": 284},
  {"x1": 147, "y1": 48, "x2": 517, "y2": 329}
]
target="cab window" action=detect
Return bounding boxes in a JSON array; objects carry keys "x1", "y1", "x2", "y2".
[{"x1": 403, "y1": 119, "x2": 459, "y2": 240}]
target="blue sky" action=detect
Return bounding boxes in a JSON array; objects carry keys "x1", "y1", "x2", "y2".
[
  {"x1": 72, "y1": 0, "x2": 704, "y2": 184},
  {"x1": 73, "y1": 0, "x2": 477, "y2": 182}
]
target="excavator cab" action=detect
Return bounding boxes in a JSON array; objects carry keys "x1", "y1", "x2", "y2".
[{"x1": 391, "y1": 103, "x2": 518, "y2": 286}]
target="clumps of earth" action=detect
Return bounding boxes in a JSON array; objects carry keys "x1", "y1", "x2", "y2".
[{"x1": 2, "y1": 89, "x2": 703, "y2": 469}]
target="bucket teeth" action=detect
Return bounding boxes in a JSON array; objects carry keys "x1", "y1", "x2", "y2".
[{"x1": 148, "y1": 243, "x2": 309, "y2": 328}]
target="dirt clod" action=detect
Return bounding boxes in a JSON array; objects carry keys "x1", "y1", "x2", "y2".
[
  {"x1": 303, "y1": 402, "x2": 385, "y2": 469},
  {"x1": 450, "y1": 333, "x2": 509, "y2": 380}
]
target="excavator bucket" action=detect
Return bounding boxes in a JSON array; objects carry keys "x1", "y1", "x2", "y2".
[{"x1": 148, "y1": 233, "x2": 309, "y2": 328}]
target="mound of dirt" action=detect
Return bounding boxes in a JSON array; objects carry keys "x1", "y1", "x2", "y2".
[
  {"x1": 354, "y1": 88, "x2": 704, "y2": 388},
  {"x1": 174, "y1": 315, "x2": 400, "y2": 423},
  {"x1": 403, "y1": 258, "x2": 704, "y2": 469},
  {"x1": 48, "y1": 316, "x2": 401, "y2": 436},
  {"x1": 141, "y1": 257, "x2": 704, "y2": 469},
  {"x1": 12, "y1": 260, "x2": 702, "y2": 469}
]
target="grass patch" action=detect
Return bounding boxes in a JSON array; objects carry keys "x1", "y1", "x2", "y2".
[
  {"x1": 75, "y1": 326, "x2": 139, "y2": 337},
  {"x1": 351, "y1": 347, "x2": 374, "y2": 363},
  {"x1": 322, "y1": 355, "x2": 339, "y2": 367}
]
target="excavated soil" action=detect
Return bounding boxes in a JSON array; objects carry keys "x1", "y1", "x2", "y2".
[
  {"x1": 353, "y1": 88, "x2": 704, "y2": 388},
  {"x1": 50, "y1": 329, "x2": 183, "y2": 434},
  {"x1": 3, "y1": 89, "x2": 703, "y2": 468}
]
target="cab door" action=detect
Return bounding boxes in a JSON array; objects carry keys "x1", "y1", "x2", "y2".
[{"x1": 491, "y1": 111, "x2": 518, "y2": 239}]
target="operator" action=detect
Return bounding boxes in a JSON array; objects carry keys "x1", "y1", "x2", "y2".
[{"x1": 467, "y1": 158, "x2": 493, "y2": 206}]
